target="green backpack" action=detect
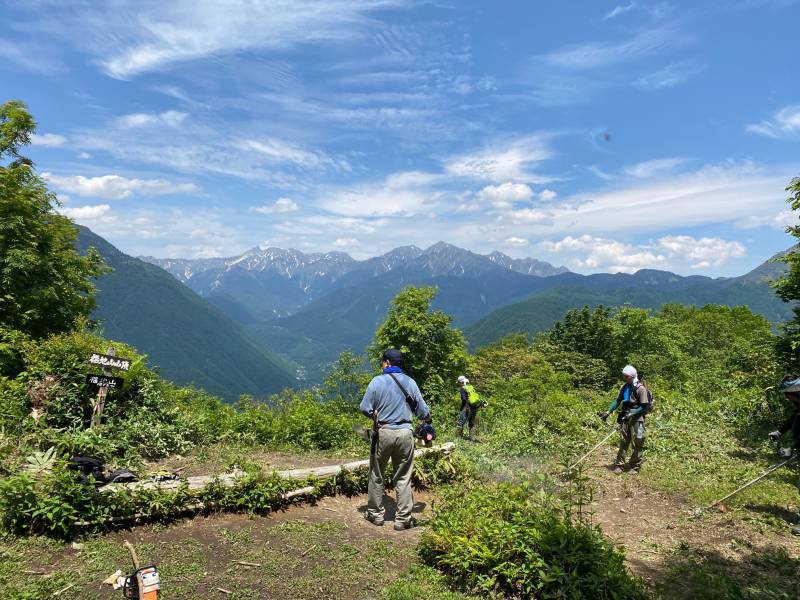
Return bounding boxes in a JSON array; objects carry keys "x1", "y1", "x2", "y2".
[{"x1": 465, "y1": 384, "x2": 483, "y2": 407}]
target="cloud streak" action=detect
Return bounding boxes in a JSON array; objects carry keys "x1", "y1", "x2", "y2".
[
  {"x1": 44, "y1": 173, "x2": 199, "y2": 200},
  {"x1": 29, "y1": 0, "x2": 412, "y2": 79},
  {"x1": 747, "y1": 105, "x2": 800, "y2": 139}
]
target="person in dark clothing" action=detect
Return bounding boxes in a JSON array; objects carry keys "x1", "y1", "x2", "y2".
[
  {"x1": 768, "y1": 374, "x2": 800, "y2": 535},
  {"x1": 599, "y1": 364, "x2": 651, "y2": 473},
  {"x1": 456, "y1": 375, "x2": 480, "y2": 440}
]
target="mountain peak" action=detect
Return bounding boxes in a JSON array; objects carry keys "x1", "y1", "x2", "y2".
[{"x1": 424, "y1": 241, "x2": 460, "y2": 253}]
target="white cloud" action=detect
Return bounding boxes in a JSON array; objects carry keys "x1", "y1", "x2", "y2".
[
  {"x1": 746, "y1": 105, "x2": 800, "y2": 139},
  {"x1": 539, "y1": 27, "x2": 685, "y2": 71},
  {"x1": 58, "y1": 204, "x2": 111, "y2": 220},
  {"x1": 539, "y1": 189, "x2": 558, "y2": 201},
  {"x1": 251, "y1": 197, "x2": 299, "y2": 214},
  {"x1": 508, "y1": 208, "x2": 553, "y2": 225},
  {"x1": 238, "y1": 138, "x2": 348, "y2": 170},
  {"x1": 735, "y1": 210, "x2": 795, "y2": 230},
  {"x1": 539, "y1": 233, "x2": 747, "y2": 272},
  {"x1": 504, "y1": 236, "x2": 528, "y2": 247},
  {"x1": 333, "y1": 237, "x2": 360, "y2": 247},
  {"x1": 444, "y1": 136, "x2": 555, "y2": 183},
  {"x1": 603, "y1": 2, "x2": 638, "y2": 20},
  {"x1": 116, "y1": 111, "x2": 188, "y2": 128},
  {"x1": 32, "y1": 0, "x2": 410, "y2": 79},
  {"x1": 321, "y1": 171, "x2": 443, "y2": 217},
  {"x1": 43, "y1": 173, "x2": 199, "y2": 200},
  {"x1": 603, "y1": 2, "x2": 674, "y2": 21},
  {"x1": 30, "y1": 133, "x2": 67, "y2": 147},
  {"x1": 78, "y1": 152, "x2": 93, "y2": 159},
  {"x1": 476, "y1": 182, "x2": 533, "y2": 209},
  {"x1": 539, "y1": 161, "x2": 795, "y2": 235},
  {"x1": 624, "y1": 157, "x2": 686, "y2": 178},
  {"x1": 656, "y1": 235, "x2": 746, "y2": 268},
  {"x1": 540, "y1": 235, "x2": 666, "y2": 273},
  {"x1": 634, "y1": 61, "x2": 705, "y2": 90}
]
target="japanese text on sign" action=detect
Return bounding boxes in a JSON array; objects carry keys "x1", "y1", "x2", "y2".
[{"x1": 88, "y1": 353, "x2": 131, "y2": 371}]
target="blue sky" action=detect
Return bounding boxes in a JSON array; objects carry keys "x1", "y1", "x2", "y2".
[{"x1": 2, "y1": 0, "x2": 799, "y2": 276}]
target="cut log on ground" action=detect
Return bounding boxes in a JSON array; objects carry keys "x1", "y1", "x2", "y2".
[{"x1": 98, "y1": 442, "x2": 455, "y2": 494}]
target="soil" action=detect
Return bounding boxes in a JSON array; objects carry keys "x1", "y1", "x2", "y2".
[
  {"x1": 11, "y1": 446, "x2": 800, "y2": 599},
  {"x1": 583, "y1": 447, "x2": 800, "y2": 598}
]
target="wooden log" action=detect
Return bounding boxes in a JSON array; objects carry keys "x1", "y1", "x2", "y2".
[
  {"x1": 74, "y1": 485, "x2": 318, "y2": 527},
  {"x1": 98, "y1": 442, "x2": 454, "y2": 494}
]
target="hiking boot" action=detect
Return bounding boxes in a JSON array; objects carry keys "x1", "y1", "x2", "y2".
[
  {"x1": 393, "y1": 518, "x2": 416, "y2": 531},
  {"x1": 792, "y1": 524, "x2": 800, "y2": 536},
  {"x1": 611, "y1": 464, "x2": 625, "y2": 475},
  {"x1": 628, "y1": 462, "x2": 641, "y2": 473},
  {"x1": 365, "y1": 512, "x2": 384, "y2": 527}
]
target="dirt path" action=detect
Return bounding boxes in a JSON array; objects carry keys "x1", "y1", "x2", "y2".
[
  {"x1": 584, "y1": 448, "x2": 800, "y2": 598},
  {"x1": 12, "y1": 491, "x2": 434, "y2": 600}
]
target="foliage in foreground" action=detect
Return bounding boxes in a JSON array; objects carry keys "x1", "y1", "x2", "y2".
[
  {"x1": 0, "y1": 451, "x2": 462, "y2": 539},
  {"x1": 419, "y1": 480, "x2": 646, "y2": 599},
  {"x1": 773, "y1": 175, "x2": 800, "y2": 371},
  {"x1": 0, "y1": 100, "x2": 108, "y2": 341}
]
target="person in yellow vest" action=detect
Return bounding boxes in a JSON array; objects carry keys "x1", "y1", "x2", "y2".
[{"x1": 456, "y1": 375, "x2": 483, "y2": 441}]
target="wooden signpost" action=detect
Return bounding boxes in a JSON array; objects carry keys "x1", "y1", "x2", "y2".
[{"x1": 87, "y1": 347, "x2": 131, "y2": 428}]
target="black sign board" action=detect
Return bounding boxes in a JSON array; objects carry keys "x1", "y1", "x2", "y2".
[
  {"x1": 86, "y1": 374, "x2": 125, "y2": 389},
  {"x1": 88, "y1": 353, "x2": 132, "y2": 371}
]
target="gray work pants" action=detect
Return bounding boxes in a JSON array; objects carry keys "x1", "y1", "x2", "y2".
[
  {"x1": 367, "y1": 428, "x2": 415, "y2": 524},
  {"x1": 615, "y1": 419, "x2": 646, "y2": 468}
]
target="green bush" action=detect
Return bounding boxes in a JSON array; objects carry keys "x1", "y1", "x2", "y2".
[
  {"x1": 0, "y1": 446, "x2": 465, "y2": 539},
  {"x1": 234, "y1": 391, "x2": 362, "y2": 452},
  {"x1": 419, "y1": 481, "x2": 646, "y2": 599}
]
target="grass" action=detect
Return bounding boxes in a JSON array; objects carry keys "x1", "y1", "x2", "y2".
[{"x1": 655, "y1": 540, "x2": 800, "y2": 600}]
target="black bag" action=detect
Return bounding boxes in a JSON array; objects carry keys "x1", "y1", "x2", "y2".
[
  {"x1": 107, "y1": 468, "x2": 138, "y2": 483},
  {"x1": 68, "y1": 456, "x2": 107, "y2": 485}
]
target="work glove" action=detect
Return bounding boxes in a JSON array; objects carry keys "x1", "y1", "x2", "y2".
[
  {"x1": 620, "y1": 411, "x2": 631, "y2": 423},
  {"x1": 779, "y1": 447, "x2": 796, "y2": 459},
  {"x1": 767, "y1": 430, "x2": 781, "y2": 442},
  {"x1": 597, "y1": 411, "x2": 610, "y2": 422}
]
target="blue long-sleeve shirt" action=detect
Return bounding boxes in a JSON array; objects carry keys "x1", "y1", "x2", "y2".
[
  {"x1": 608, "y1": 382, "x2": 650, "y2": 420},
  {"x1": 359, "y1": 368, "x2": 430, "y2": 430}
]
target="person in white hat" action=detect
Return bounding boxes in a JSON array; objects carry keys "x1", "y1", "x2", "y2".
[
  {"x1": 456, "y1": 375, "x2": 483, "y2": 441},
  {"x1": 598, "y1": 365, "x2": 651, "y2": 473}
]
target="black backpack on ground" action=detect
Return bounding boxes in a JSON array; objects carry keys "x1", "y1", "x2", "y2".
[{"x1": 68, "y1": 456, "x2": 107, "y2": 485}]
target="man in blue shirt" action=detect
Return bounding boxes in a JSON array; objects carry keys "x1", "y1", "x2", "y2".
[{"x1": 359, "y1": 348, "x2": 431, "y2": 530}]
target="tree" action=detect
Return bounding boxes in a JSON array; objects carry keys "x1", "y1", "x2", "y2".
[
  {"x1": 773, "y1": 176, "x2": 800, "y2": 370},
  {"x1": 320, "y1": 350, "x2": 370, "y2": 403},
  {"x1": 369, "y1": 285, "x2": 468, "y2": 404},
  {"x1": 0, "y1": 100, "x2": 107, "y2": 339}
]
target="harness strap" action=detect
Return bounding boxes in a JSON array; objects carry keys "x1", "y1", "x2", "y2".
[{"x1": 386, "y1": 373, "x2": 418, "y2": 412}]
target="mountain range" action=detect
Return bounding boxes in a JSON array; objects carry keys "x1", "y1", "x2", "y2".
[
  {"x1": 71, "y1": 225, "x2": 794, "y2": 398},
  {"x1": 138, "y1": 240, "x2": 792, "y2": 384},
  {"x1": 142, "y1": 243, "x2": 569, "y2": 322}
]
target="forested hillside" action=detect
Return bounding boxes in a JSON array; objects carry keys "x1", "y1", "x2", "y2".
[
  {"x1": 465, "y1": 258, "x2": 793, "y2": 348},
  {"x1": 75, "y1": 227, "x2": 297, "y2": 400}
]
